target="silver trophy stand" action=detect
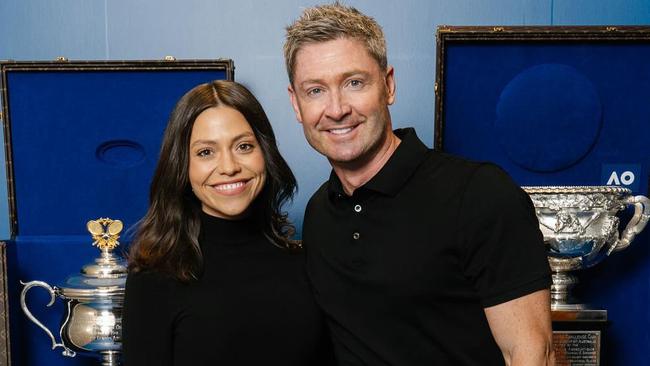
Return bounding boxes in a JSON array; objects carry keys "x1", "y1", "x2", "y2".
[
  {"x1": 20, "y1": 218, "x2": 126, "y2": 366},
  {"x1": 524, "y1": 186, "x2": 649, "y2": 365}
]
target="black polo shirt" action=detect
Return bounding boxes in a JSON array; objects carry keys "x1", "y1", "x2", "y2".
[{"x1": 303, "y1": 128, "x2": 551, "y2": 365}]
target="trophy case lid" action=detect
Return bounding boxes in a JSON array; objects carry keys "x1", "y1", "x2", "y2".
[
  {"x1": 0, "y1": 59, "x2": 234, "y2": 238},
  {"x1": 434, "y1": 26, "x2": 650, "y2": 192}
]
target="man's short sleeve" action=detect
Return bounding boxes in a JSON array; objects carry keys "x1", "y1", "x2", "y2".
[{"x1": 458, "y1": 164, "x2": 551, "y2": 307}]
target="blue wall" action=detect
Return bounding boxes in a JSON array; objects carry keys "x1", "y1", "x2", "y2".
[{"x1": 1, "y1": 0, "x2": 650, "y2": 365}]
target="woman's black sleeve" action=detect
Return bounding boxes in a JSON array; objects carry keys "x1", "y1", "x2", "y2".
[{"x1": 122, "y1": 271, "x2": 175, "y2": 366}]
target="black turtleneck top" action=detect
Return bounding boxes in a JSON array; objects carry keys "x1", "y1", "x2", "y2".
[{"x1": 122, "y1": 213, "x2": 333, "y2": 366}]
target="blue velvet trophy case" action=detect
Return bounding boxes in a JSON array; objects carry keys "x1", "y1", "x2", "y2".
[
  {"x1": 0, "y1": 58, "x2": 234, "y2": 366},
  {"x1": 435, "y1": 26, "x2": 650, "y2": 365}
]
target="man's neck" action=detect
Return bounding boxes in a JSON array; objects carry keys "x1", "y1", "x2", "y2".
[{"x1": 332, "y1": 131, "x2": 401, "y2": 196}]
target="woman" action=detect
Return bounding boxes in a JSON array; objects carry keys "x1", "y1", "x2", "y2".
[{"x1": 122, "y1": 80, "x2": 332, "y2": 365}]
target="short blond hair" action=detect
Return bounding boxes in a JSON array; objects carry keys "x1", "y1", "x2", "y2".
[{"x1": 284, "y1": 2, "x2": 387, "y2": 84}]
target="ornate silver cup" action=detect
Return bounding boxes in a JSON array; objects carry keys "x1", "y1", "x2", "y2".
[
  {"x1": 20, "y1": 218, "x2": 126, "y2": 366},
  {"x1": 523, "y1": 186, "x2": 650, "y2": 310}
]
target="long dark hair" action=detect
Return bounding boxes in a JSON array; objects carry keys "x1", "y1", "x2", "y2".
[{"x1": 128, "y1": 80, "x2": 298, "y2": 281}]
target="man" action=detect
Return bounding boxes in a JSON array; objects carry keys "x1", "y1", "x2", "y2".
[{"x1": 284, "y1": 3, "x2": 554, "y2": 365}]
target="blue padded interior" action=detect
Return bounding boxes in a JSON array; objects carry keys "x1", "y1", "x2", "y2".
[
  {"x1": 495, "y1": 63, "x2": 602, "y2": 172},
  {"x1": 6, "y1": 68, "x2": 228, "y2": 236},
  {"x1": 442, "y1": 42, "x2": 649, "y2": 187}
]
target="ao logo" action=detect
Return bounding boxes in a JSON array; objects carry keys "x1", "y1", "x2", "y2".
[{"x1": 606, "y1": 170, "x2": 635, "y2": 186}]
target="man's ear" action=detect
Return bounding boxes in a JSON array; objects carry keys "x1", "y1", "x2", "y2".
[
  {"x1": 288, "y1": 84, "x2": 303, "y2": 123},
  {"x1": 385, "y1": 66, "x2": 396, "y2": 105}
]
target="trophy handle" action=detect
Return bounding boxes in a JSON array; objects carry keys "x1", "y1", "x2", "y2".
[
  {"x1": 610, "y1": 195, "x2": 650, "y2": 253},
  {"x1": 20, "y1": 280, "x2": 76, "y2": 357}
]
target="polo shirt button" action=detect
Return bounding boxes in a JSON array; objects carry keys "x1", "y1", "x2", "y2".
[
  {"x1": 352, "y1": 232, "x2": 360, "y2": 240},
  {"x1": 354, "y1": 204, "x2": 362, "y2": 212}
]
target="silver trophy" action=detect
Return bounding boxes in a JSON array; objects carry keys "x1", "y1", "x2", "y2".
[
  {"x1": 523, "y1": 186, "x2": 650, "y2": 310},
  {"x1": 20, "y1": 218, "x2": 126, "y2": 366}
]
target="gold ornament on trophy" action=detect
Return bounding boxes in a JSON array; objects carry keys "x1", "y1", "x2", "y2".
[{"x1": 87, "y1": 218, "x2": 123, "y2": 251}]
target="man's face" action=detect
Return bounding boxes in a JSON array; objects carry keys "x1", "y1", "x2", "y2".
[{"x1": 288, "y1": 37, "x2": 395, "y2": 167}]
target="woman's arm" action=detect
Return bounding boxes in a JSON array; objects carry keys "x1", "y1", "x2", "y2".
[{"x1": 122, "y1": 271, "x2": 175, "y2": 366}]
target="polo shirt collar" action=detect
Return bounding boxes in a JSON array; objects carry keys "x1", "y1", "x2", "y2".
[{"x1": 327, "y1": 128, "x2": 429, "y2": 197}]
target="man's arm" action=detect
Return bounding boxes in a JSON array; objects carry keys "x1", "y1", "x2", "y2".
[{"x1": 484, "y1": 289, "x2": 555, "y2": 366}]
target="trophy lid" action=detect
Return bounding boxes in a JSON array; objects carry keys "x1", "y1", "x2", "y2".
[{"x1": 58, "y1": 218, "x2": 127, "y2": 301}]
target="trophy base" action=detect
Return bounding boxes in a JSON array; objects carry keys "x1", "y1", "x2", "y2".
[
  {"x1": 552, "y1": 309, "x2": 607, "y2": 366},
  {"x1": 100, "y1": 350, "x2": 121, "y2": 366},
  {"x1": 552, "y1": 302, "x2": 588, "y2": 311}
]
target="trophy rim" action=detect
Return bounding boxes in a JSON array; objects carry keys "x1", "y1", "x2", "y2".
[
  {"x1": 522, "y1": 185, "x2": 631, "y2": 195},
  {"x1": 59, "y1": 286, "x2": 124, "y2": 301}
]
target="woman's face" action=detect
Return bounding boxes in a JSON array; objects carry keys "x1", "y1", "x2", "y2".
[{"x1": 188, "y1": 106, "x2": 266, "y2": 220}]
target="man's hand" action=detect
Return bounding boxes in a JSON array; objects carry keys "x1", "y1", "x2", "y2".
[{"x1": 484, "y1": 289, "x2": 555, "y2": 365}]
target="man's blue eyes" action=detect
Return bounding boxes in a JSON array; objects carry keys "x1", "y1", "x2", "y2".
[
  {"x1": 307, "y1": 87, "x2": 323, "y2": 96},
  {"x1": 307, "y1": 81, "x2": 363, "y2": 96}
]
